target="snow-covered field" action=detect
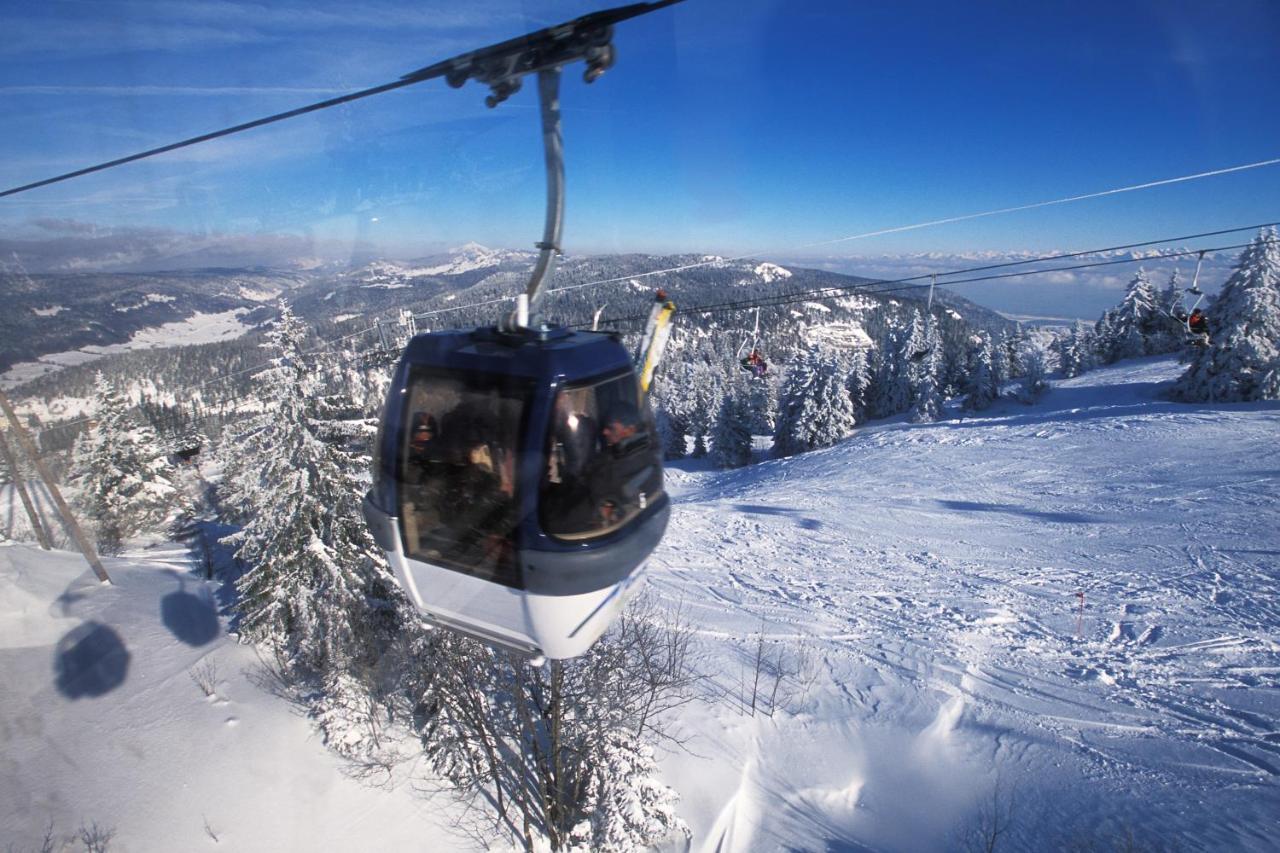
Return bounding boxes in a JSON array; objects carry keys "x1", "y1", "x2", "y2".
[
  {"x1": 2, "y1": 355, "x2": 1277, "y2": 850},
  {"x1": 653, "y1": 356, "x2": 1280, "y2": 851},
  {"x1": 0, "y1": 309, "x2": 253, "y2": 392}
]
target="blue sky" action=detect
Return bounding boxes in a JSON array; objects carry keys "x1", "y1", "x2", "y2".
[{"x1": 1, "y1": 0, "x2": 1278, "y2": 268}]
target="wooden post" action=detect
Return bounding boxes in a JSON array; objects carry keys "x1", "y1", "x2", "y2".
[
  {"x1": 0, "y1": 426, "x2": 53, "y2": 549},
  {"x1": 0, "y1": 390, "x2": 110, "y2": 583}
]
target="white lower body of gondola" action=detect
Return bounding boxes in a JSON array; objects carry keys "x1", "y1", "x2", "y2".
[{"x1": 386, "y1": 542, "x2": 648, "y2": 660}]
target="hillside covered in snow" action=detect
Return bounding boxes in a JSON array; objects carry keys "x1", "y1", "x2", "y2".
[{"x1": 3, "y1": 355, "x2": 1277, "y2": 851}]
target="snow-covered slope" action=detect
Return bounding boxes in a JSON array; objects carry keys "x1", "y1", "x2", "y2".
[
  {"x1": 652, "y1": 355, "x2": 1280, "y2": 851},
  {"x1": 0, "y1": 545, "x2": 448, "y2": 851},
  {"x1": 2, "y1": 355, "x2": 1277, "y2": 850}
]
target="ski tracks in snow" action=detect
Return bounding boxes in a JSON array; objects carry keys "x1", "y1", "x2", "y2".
[{"x1": 649, "y1": 357, "x2": 1280, "y2": 848}]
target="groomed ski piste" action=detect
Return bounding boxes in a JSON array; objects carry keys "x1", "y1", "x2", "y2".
[{"x1": 2, "y1": 354, "x2": 1277, "y2": 851}]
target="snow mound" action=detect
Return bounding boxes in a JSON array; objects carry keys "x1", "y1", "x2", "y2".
[
  {"x1": 804, "y1": 322, "x2": 873, "y2": 349},
  {"x1": 754, "y1": 262, "x2": 792, "y2": 283}
]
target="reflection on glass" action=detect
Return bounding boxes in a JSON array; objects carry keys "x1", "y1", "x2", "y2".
[
  {"x1": 541, "y1": 373, "x2": 663, "y2": 540},
  {"x1": 397, "y1": 369, "x2": 527, "y2": 586}
]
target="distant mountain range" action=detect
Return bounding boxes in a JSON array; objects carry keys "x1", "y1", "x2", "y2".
[{"x1": 2, "y1": 244, "x2": 1014, "y2": 383}]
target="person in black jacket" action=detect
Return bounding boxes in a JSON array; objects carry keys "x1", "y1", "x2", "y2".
[{"x1": 589, "y1": 401, "x2": 656, "y2": 529}]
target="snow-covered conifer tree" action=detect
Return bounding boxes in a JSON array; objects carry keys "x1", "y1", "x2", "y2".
[
  {"x1": 991, "y1": 330, "x2": 1012, "y2": 385},
  {"x1": 845, "y1": 348, "x2": 871, "y2": 424},
  {"x1": 871, "y1": 316, "x2": 909, "y2": 417},
  {"x1": 220, "y1": 305, "x2": 390, "y2": 673},
  {"x1": 711, "y1": 381, "x2": 754, "y2": 469},
  {"x1": 965, "y1": 335, "x2": 999, "y2": 410},
  {"x1": 1004, "y1": 323, "x2": 1026, "y2": 377},
  {"x1": 72, "y1": 372, "x2": 182, "y2": 553},
  {"x1": 567, "y1": 730, "x2": 688, "y2": 852},
  {"x1": 689, "y1": 375, "x2": 721, "y2": 458},
  {"x1": 1055, "y1": 327, "x2": 1081, "y2": 379},
  {"x1": 1110, "y1": 268, "x2": 1161, "y2": 359},
  {"x1": 1093, "y1": 311, "x2": 1118, "y2": 364},
  {"x1": 1017, "y1": 339, "x2": 1050, "y2": 403},
  {"x1": 1174, "y1": 226, "x2": 1280, "y2": 401},
  {"x1": 1061, "y1": 320, "x2": 1097, "y2": 377},
  {"x1": 774, "y1": 346, "x2": 858, "y2": 456},
  {"x1": 907, "y1": 314, "x2": 944, "y2": 423}
]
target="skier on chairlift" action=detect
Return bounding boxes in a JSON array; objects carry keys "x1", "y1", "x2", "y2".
[
  {"x1": 741, "y1": 349, "x2": 768, "y2": 377},
  {"x1": 1187, "y1": 308, "x2": 1208, "y2": 339}
]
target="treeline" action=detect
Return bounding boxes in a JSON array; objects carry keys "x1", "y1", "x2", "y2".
[{"x1": 1046, "y1": 226, "x2": 1280, "y2": 402}]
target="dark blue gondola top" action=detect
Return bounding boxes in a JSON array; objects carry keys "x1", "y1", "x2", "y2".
[{"x1": 400, "y1": 326, "x2": 633, "y2": 381}]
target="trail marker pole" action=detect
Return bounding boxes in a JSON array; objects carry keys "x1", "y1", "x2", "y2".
[
  {"x1": 0, "y1": 426, "x2": 53, "y2": 549},
  {"x1": 1075, "y1": 590, "x2": 1085, "y2": 640},
  {"x1": 0, "y1": 390, "x2": 110, "y2": 582}
]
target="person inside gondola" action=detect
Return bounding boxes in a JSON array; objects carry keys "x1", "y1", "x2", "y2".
[
  {"x1": 406, "y1": 412, "x2": 440, "y2": 481},
  {"x1": 403, "y1": 411, "x2": 447, "y2": 540},
  {"x1": 589, "y1": 401, "x2": 654, "y2": 528},
  {"x1": 544, "y1": 392, "x2": 599, "y2": 531},
  {"x1": 437, "y1": 402, "x2": 516, "y2": 576}
]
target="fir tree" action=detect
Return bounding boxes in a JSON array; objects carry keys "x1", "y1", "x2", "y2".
[
  {"x1": 1174, "y1": 227, "x2": 1280, "y2": 401},
  {"x1": 773, "y1": 346, "x2": 858, "y2": 456},
  {"x1": 965, "y1": 335, "x2": 999, "y2": 410},
  {"x1": 907, "y1": 314, "x2": 944, "y2": 423},
  {"x1": 72, "y1": 372, "x2": 182, "y2": 553},
  {"x1": 991, "y1": 330, "x2": 1012, "y2": 385},
  {"x1": 871, "y1": 316, "x2": 909, "y2": 418},
  {"x1": 710, "y1": 382, "x2": 754, "y2": 469},
  {"x1": 845, "y1": 349, "x2": 871, "y2": 424},
  {"x1": 1017, "y1": 339, "x2": 1050, "y2": 403},
  {"x1": 1004, "y1": 322, "x2": 1026, "y2": 377},
  {"x1": 1053, "y1": 328, "x2": 1076, "y2": 378},
  {"x1": 1110, "y1": 267, "x2": 1161, "y2": 359},
  {"x1": 220, "y1": 306, "x2": 390, "y2": 673},
  {"x1": 1093, "y1": 311, "x2": 1118, "y2": 364}
]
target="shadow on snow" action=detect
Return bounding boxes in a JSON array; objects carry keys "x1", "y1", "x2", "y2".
[{"x1": 54, "y1": 621, "x2": 130, "y2": 699}]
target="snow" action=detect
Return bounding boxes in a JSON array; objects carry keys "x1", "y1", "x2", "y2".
[
  {"x1": 804, "y1": 322, "x2": 874, "y2": 350},
  {"x1": 3, "y1": 355, "x2": 1278, "y2": 850},
  {"x1": 1, "y1": 310, "x2": 254, "y2": 391},
  {"x1": 754, "y1": 262, "x2": 792, "y2": 283},
  {"x1": 0, "y1": 544, "x2": 451, "y2": 851},
  {"x1": 113, "y1": 293, "x2": 177, "y2": 312},
  {"x1": 647, "y1": 355, "x2": 1280, "y2": 850},
  {"x1": 357, "y1": 244, "x2": 525, "y2": 281}
]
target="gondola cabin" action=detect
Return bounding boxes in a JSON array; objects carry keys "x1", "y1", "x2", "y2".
[{"x1": 363, "y1": 325, "x2": 669, "y2": 660}]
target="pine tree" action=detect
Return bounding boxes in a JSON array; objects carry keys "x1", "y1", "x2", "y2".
[
  {"x1": 1064, "y1": 320, "x2": 1097, "y2": 377},
  {"x1": 1004, "y1": 322, "x2": 1026, "y2": 377},
  {"x1": 1054, "y1": 329, "x2": 1074, "y2": 378},
  {"x1": 1174, "y1": 226, "x2": 1280, "y2": 401},
  {"x1": 72, "y1": 372, "x2": 182, "y2": 553},
  {"x1": 220, "y1": 306, "x2": 390, "y2": 673},
  {"x1": 1111, "y1": 268, "x2": 1160, "y2": 359},
  {"x1": 1017, "y1": 339, "x2": 1050, "y2": 403},
  {"x1": 1094, "y1": 311, "x2": 1118, "y2": 364},
  {"x1": 711, "y1": 382, "x2": 754, "y2": 469},
  {"x1": 871, "y1": 315, "x2": 909, "y2": 417},
  {"x1": 845, "y1": 349, "x2": 871, "y2": 424},
  {"x1": 965, "y1": 335, "x2": 999, "y2": 410},
  {"x1": 907, "y1": 314, "x2": 944, "y2": 423},
  {"x1": 773, "y1": 346, "x2": 858, "y2": 456},
  {"x1": 991, "y1": 330, "x2": 1012, "y2": 385}
]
